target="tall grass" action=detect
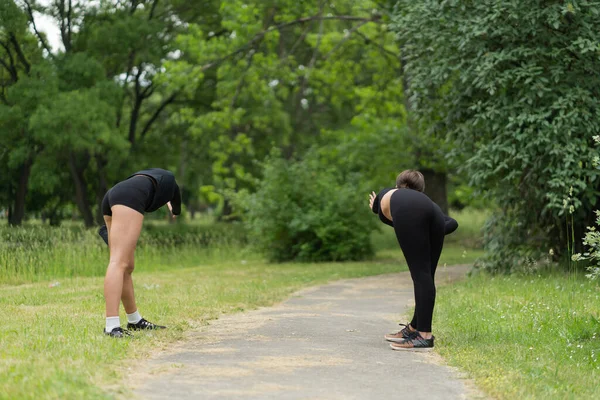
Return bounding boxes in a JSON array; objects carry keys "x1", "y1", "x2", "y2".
[{"x1": 0, "y1": 222, "x2": 248, "y2": 284}]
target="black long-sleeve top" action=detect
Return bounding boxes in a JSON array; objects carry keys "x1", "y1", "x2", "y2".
[
  {"x1": 129, "y1": 168, "x2": 182, "y2": 215},
  {"x1": 371, "y1": 188, "x2": 458, "y2": 235}
]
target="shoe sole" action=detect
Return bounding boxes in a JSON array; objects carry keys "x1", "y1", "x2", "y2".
[
  {"x1": 384, "y1": 336, "x2": 409, "y2": 343},
  {"x1": 389, "y1": 343, "x2": 433, "y2": 352},
  {"x1": 127, "y1": 327, "x2": 166, "y2": 331}
]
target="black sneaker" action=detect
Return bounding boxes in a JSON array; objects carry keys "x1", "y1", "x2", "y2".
[
  {"x1": 98, "y1": 225, "x2": 109, "y2": 245},
  {"x1": 390, "y1": 334, "x2": 434, "y2": 351},
  {"x1": 104, "y1": 327, "x2": 133, "y2": 338},
  {"x1": 127, "y1": 318, "x2": 166, "y2": 331},
  {"x1": 384, "y1": 323, "x2": 418, "y2": 343}
]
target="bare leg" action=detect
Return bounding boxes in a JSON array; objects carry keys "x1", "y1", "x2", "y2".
[
  {"x1": 104, "y1": 206, "x2": 144, "y2": 318},
  {"x1": 108, "y1": 215, "x2": 138, "y2": 314},
  {"x1": 121, "y1": 253, "x2": 137, "y2": 314}
]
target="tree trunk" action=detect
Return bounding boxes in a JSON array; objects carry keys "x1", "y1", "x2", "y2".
[
  {"x1": 68, "y1": 152, "x2": 95, "y2": 227},
  {"x1": 94, "y1": 156, "x2": 109, "y2": 224},
  {"x1": 421, "y1": 168, "x2": 449, "y2": 215},
  {"x1": 9, "y1": 159, "x2": 33, "y2": 226}
]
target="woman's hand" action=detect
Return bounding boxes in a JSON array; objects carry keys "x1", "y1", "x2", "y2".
[
  {"x1": 369, "y1": 191, "x2": 377, "y2": 211},
  {"x1": 167, "y1": 201, "x2": 176, "y2": 220}
]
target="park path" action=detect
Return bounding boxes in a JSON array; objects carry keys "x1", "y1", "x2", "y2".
[{"x1": 128, "y1": 265, "x2": 485, "y2": 400}]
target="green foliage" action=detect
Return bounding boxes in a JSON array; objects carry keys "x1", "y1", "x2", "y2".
[
  {"x1": 573, "y1": 210, "x2": 600, "y2": 281},
  {"x1": 1, "y1": 0, "x2": 404, "y2": 226},
  {"x1": 234, "y1": 150, "x2": 376, "y2": 262},
  {"x1": 172, "y1": 0, "x2": 400, "y2": 205},
  {"x1": 390, "y1": 0, "x2": 600, "y2": 271}
]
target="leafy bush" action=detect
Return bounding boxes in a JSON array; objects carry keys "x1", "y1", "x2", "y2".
[
  {"x1": 572, "y1": 210, "x2": 600, "y2": 281},
  {"x1": 234, "y1": 151, "x2": 376, "y2": 262},
  {"x1": 390, "y1": 1, "x2": 600, "y2": 271}
]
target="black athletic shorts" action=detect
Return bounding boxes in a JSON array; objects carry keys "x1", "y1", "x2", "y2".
[{"x1": 101, "y1": 175, "x2": 156, "y2": 216}]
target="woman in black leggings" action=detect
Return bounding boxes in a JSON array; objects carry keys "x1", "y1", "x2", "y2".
[
  {"x1": 99, "y1": 168, "x2": 181, "y2": 338},
  {"x1": 369, "y1": 170, "x2": 458, "y2": 350}
]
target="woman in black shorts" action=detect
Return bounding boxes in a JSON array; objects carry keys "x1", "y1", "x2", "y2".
[
  {"x1": 369, "y1": 170, "x2": 458, "y2": 350},
  {"x1": 99, "y1": 168, "x2": 181, "y2": 338}
]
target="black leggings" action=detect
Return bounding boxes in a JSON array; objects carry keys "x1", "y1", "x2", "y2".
[
  {"x1": 101, "y1": 176, "x2": 155, "y2": 216},
  {"x1": 390, "y1": 189, "x2": 445, "y2": 332}
]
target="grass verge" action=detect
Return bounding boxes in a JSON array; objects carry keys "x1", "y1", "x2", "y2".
[
  {"x1": 0, "y1": 242, "x2": 479, "y2": 400},
  {"x1": 434, "y1": 271, "x2": 600, "y2": 399}
]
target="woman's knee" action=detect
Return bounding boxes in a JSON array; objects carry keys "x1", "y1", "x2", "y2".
[
  {"x1": 108, "y1": 260, "x2": 134, "y2": 274},
  {"x1": 124, "y1": 263, "x2": 135, "y2": 274},
  {"x1": 411, "y1": 268, "x2": 434, "y2": 287}
]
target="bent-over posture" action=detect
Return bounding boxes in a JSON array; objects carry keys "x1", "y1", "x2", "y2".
[
  {"x1": 369, "y1": 170, "x2": 458, "y2": 350},
  {"x1": 99, "y1": 168, "x2": 181, "y2": 338}
]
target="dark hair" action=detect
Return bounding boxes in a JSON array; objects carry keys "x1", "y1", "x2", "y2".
[{"x1": 396, "y1": 170, "x2": 425, "y2": 192}]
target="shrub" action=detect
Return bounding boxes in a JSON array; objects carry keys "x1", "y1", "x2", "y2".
[
  {"x1": 234, "y1": 151, "x2": 376, "y2": 262},
  {"x1": 573, "y1": 210, "x2": 600, "y2": 281}
]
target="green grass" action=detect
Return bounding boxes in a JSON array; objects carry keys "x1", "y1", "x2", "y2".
[
  {"x1": 434, "y1": 271, "x2": 600, "y2": 399},
  {"x1": 0, "y1": 242, "x2": 478, "y2": 400},
  {"x1": 0, "y1": 208, "x2": 484, "y2": 399}
]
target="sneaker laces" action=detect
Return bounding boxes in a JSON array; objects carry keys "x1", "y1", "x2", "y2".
[{"x1": 138, "y1": 319, "x2": 153, "y2": 328}]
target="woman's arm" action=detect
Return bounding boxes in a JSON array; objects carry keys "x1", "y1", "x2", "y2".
[
  {"x1": 169, "y1": 183, "x2": 182, "y2": 216},
  {"x1": 444, "y1": 215, "x2": 458, "y2": 235}
]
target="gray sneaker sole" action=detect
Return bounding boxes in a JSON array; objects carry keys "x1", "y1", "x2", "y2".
[
  {"x1": 389, "y1": 343, "x2": 433, "y2": 352},
  {"x1": 384, "y1": 335, "x2": 409, "y2": 343}
]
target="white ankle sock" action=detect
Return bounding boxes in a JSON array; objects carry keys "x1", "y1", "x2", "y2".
[
  {"x1": 105, "y1": 316, "x2": 121, "y2": 332},
  {"x1": 127, "y1": 310, "x2": 142, "y2": 324}
]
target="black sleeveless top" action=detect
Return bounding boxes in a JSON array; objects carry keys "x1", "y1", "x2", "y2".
[{"x1": 371, "y1": 187, "x2": 395, "y2": 227}]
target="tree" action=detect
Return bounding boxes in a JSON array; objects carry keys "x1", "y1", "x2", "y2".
[
  {"x1": 391, "y1": 0, "x2": 600, "y2": 271},
  {"x1": 171, "y1": 0, "x2": 404, "y2": 215},
  {"x1": 0, "y1": 0, "x2": 48, "y2": 225}
]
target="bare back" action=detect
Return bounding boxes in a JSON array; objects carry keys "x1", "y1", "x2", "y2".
[{"x1": 380, "y1": 189, "x2": 398, "y2": 222}]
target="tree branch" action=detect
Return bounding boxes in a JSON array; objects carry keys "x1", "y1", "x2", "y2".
[
  {"x1": 275, "y1": 14, "x2": 381, "y2": 30},
  {"x1": 197, "y1": 14, "x2": 382, "y2": 72},
  {"x1": 355, "y1": 31, "x2": 398, "y2": 59},
  {"x1": 142, "y1": 82, "x2": 155, "y2": 98},
  {"x1": 283, "y1": 23, "x2": 312, "y2": 59},
  {"x1": 140, "y1": 91, "x2": 179, "y2": 139},
  {"x1": 230, "y1": 50, "x2": 256, "y2": 108},
  {"x1": 67, "y1": 0, "x2": 73, "y2": 49},
  {"x1": 307, "y1": 2, "x2": 325, "y2": 71},
  {"x1": 116, "y1": 51, "x2": 136, "y2": 128},
  {"x1": 0, "y1": 87, "x2": 8, "y2": 105},
  {"x1": 322, "y1": 20, "x2": 370, "y2": 61},
  {"x1": 8, "y1": 34, "x2": 31, "y2": 74},
  {"x1": 129, "y1": 65, "x2": 145, "y2": 144},
  {"x1": 56, "y1": 0, "x2": 72, "y2": 52},
  {"x1": 149, "y1": 0, "x2": 159, "y2": 20},
  {"x1": 129, "y1": 0, "x2": 140, "y2": 15},
  {"x1": 295, "y1": 0, "x2": 325, "y2": 119},
  {"x1": 0, "y1": 40, "x2": 19, "y2": 80},
  {"x1": 23, "y1": 0, "x2": 55, "y2": 56},
  {"x1": 0, "y1": 56, "x2": 18, "y2": 82}
]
